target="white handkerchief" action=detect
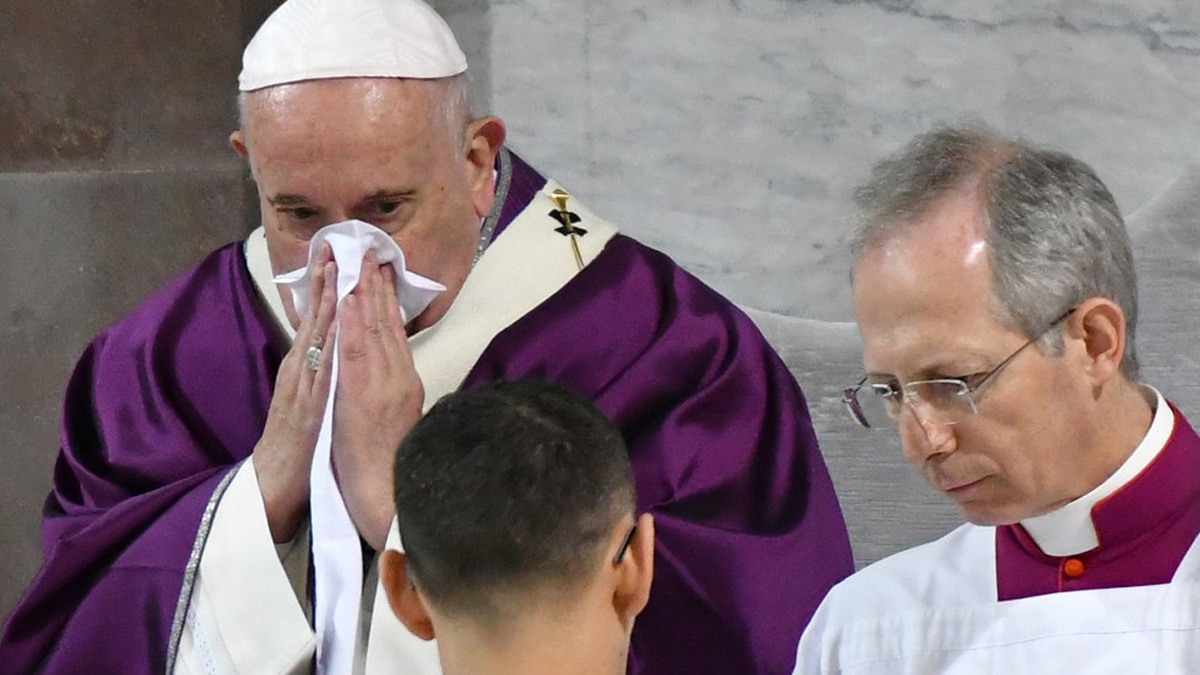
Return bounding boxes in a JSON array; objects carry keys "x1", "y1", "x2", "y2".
[
  {"x1": 273, "y1": 219, "x2": 446, "y2": 324},
  {"x1": 271, "y1": 220, "x2": 443, "y2": 675}
]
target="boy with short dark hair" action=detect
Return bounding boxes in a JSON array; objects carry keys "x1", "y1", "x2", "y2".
[{"x1": 380, "y1": 380, "x2": 654, "y2": 675}]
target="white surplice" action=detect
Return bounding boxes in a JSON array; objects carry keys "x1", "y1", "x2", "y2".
[
  {"x1": 795, "y1": 524, "x2": 1200, "y2": 674},
  {"x1": 793, "y1": 394, "x2": 1200, "y2": 675}
]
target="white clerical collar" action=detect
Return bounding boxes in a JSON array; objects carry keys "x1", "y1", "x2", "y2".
[{"x1": 1020, "y1": 386, "x2": 1174, "y2": 557}]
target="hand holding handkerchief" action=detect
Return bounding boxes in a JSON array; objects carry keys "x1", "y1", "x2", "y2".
[
  {"x1": 274, "y1": 219, "x2": 446, "y2": 324},
  {"x1": 273, "y1": 220, "x2": 444, "y2": 675}
]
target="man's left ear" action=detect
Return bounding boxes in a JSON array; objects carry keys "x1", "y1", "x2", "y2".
[
  {"x1": 463, "y1": 116, "x2": 507, "y2": 219},
  {"x1": 613, "y1": 513, "x2": 655, "y2": 630},
  {"x1": 1067, "y1": 297, "x2": 1127, "y2": 386},
  {"x1": 379, "y1": 550, "x2": 436, "y2": 641}
]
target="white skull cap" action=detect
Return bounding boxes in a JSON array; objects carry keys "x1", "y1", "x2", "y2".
[{"x1": 239, "y1": 0, "x2": 468, "y2": 92}]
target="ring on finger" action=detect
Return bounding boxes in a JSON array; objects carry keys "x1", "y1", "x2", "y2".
[{"x1": 306, "y1": 345, "x2": 322, "y2": 372}]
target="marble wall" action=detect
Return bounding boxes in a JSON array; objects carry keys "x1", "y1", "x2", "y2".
[
  {"x1": 445, "y1": 0, "x2": 1200, "y2": 565},
  {"x1": 481, "y1": 0, "x2": 1200, "y2": 320}
]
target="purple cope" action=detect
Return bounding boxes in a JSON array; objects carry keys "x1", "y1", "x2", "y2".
[{"x1": 0, "y1": 152, "x2": 853, "y2": 675}]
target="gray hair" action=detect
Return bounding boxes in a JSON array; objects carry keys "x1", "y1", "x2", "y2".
[
  {"x1": 236, "y1": 72, "x2": 474, "y2": 154},
  {"x1": 437, "y1": 72, "x2": 474, "y2": 151},
  {"x1": 850, "y1": 125, "x2": 1140, "y2": 380}
]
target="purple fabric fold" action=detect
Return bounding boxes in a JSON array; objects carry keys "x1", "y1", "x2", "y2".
[
  {"x1": 0, "y1": 151, "x2": 851, "y2": 675},
  {"x1": 1, "y1": 247, "x2": 283, "y2": 673},
  {"x1": 464, "y1": 236, "x2": 853, "y2": 674}
]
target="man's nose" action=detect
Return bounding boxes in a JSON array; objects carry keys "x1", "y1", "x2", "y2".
[
  {"x1": 327, "y1": 209, "x2": 352, "y2": 224},
  {"x1": 897, "y1": 404, "x2": 956, "y2": 464}
]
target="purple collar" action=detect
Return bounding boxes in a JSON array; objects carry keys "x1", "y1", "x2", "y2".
[
  {"x1": 489, "y1": 148, "x2": 546, "y2": 244},
  {"x1": 996, "y1": 402, "x2": 1200, "y2": 600}
]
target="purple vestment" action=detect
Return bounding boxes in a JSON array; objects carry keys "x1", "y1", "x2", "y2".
[
  {"x1": 0, "y1": 151, "x2": 852, "y2": 674},
  {"x1": 996, "y1": 403, "x2": 1200, "y2": 600}
]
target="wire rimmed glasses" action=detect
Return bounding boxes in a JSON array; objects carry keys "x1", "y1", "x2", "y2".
[{"x1": 842, "y1": 309, "x2": 1075, "y2": 429}]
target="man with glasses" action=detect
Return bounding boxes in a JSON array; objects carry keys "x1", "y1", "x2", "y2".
[
  {"x1": 794, "y1": 126, "x2": 1200, "y2": 674},
  {"x1": 379, "y1": 379, "x2": 653, "y2": 675}
]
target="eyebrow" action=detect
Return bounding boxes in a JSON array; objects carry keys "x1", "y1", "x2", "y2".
[
  {"x1": 266, "y1": 189, "x2": 418, "y2": 207},
  {"x1": 866, "y1": 356, "x2": 990, "y2": 382},
  {"x1": 266, "y1": 194, "x2": 312, "y2": 207},
  {"x1": 918, "y1": 352, "x2": 994, "y2": 377},
  {"x1": 363, "y1": 189, "x2": 418, "y2": 202}
]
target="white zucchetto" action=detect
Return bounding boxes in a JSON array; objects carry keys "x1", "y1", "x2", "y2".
[{"x1": 239, "y1": 0, "x2": 468, "y2": 92}]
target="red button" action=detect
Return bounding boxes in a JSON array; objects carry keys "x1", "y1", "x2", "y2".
[{"x1": 1064, "y1": 558, "x2": 1085, "y2": 578}]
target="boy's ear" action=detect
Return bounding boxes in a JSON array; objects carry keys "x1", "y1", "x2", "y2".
[
  {"x1": 612, "y1": 513, "x2": 655, "y2": 629},
  {"x1": 379, "y1": 549, "x2": 436, "y2": 641}
]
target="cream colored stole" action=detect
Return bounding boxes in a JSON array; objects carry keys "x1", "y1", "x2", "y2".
[{"x1": 243, "y1": 180, "x2": 618, "y2": 673}]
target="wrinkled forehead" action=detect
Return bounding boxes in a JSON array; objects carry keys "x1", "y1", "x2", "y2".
[
  {"x1": 851, "y1": 204, "x2": 1010, "y2": 369},
  {"x1": 854, "y1": 196, "x2": 991, "y2": 298},
  {"x1": 241, "y1": 78, "x2": 442, "y2": 139},
  {"x1": 238, "y1": 80, "x2": 461, "y2": 205}
]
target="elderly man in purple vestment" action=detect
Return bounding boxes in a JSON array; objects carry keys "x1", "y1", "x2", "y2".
[
  {"x1": 0, "y1": 0, "x2": 852, "y2": 673},
  {"x1": 794, "y1": 126, "x2": 1200, "y2": 674}
]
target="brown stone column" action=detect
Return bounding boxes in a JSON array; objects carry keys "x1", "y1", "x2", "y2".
[{"x1": 0, "y1": 0, "x2": 281, "y2": 620}]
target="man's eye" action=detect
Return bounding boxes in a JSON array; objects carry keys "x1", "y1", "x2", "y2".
[
  {"x1": 955, "y1": 372, "x2": 988, "y2": 388},
  {"x1": 868, "y1": 382, "x2": 900, "y2": 399},
  {"x1": 279, "y1": 207, "x2": 318, "y2": 221},
  {"x1": 373, "y1": 201, "x2": 403, "y2": 216}
]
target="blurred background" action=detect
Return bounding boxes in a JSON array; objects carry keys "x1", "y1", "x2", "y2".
[{"x1": 3, "y1": 0, "x2": 1199, "y2": 621}]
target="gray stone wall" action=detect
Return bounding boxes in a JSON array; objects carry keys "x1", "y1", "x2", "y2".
[{"x1": 481, "y1": 0, "x2": 1200, "y2": 320}]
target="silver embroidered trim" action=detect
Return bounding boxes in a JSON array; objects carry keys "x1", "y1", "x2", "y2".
[
  {"x1": 472, "y1": 146, "x2": 514, "y2": 266},
  {"x1": 165, "y1": 463, "x2": 241, "y2": 674}
]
